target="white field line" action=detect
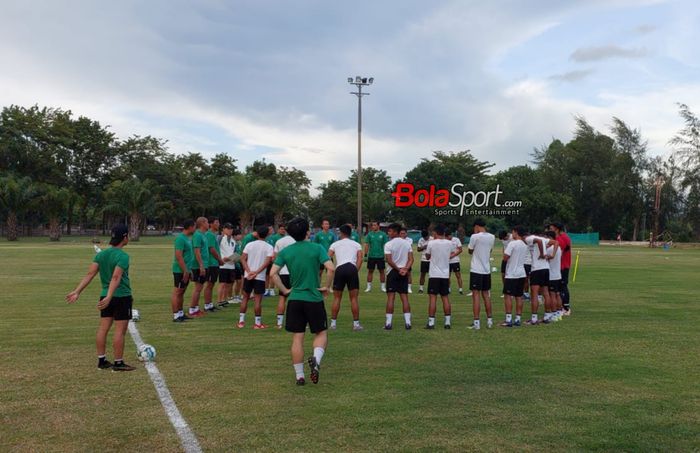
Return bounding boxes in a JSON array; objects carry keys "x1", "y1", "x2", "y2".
[{"x1": 128, "y1": 322, "x2": 202, "y2": 453}]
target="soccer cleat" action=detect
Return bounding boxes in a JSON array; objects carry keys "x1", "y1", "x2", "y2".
[
  {"x1": 487, "y1": 320, "x2": 493, "y2": 329},
  {"x1": 466, "y1": 291, "x2": 473, "y2": 297},
  {"x1": 98, "y1": 360, "x2": 113, "y2": 370},
  {"x1": 236, "y1": 321, "x2": 245, "y2": 329},
  {"x1": 296, "y1": 377, "x2": 306, "y2": 386},
  {"x1": 405, "y1": 323, "x2": 412, "y2": 330},
  {"x1": 112, "y1": 362, "x2": 135, "y2": 372},
  {"x1": 513, "y1": 319, "x2": 522, "y2": 327},
  {"x1": 217, "y1": 301, "x2": 230, "y2": 308},
  {"x1": 444, "y1": 324, "x2": 451, "y2": 330},
  {"x1": 308, "y1": 356, "x2": 320, "y2": 384},
  {"x1": 467, "y1": 324, "x2": 480, "y2": 330},
  {"x1": 189, "y1": 310, "x2": 205, "y2": 318},
  {"x1": 424, "y1": 324, "x2": 435, "y2": 330},
  {"x1": 173, "y1": 316, "x2": 187, "y2": 323},
  {"x1": 525, "y1": 319, "x2": 538, "y2": 326},
  {"x1": 499, "y1": 294, "x2": 505, "y2": 298},
  {"x1": 541, "y1": 318, "x2": 552, "y2": 325},
  {"x1": 330, "y1": 324, "x2": 337, "y2": 330},
  {"x1": 459, "y1": 288, "x2": 464, "y2": 295},
  {"x1": 408, "y1": 287, "x2": 413, "y2": 294},
  {"x1": 563, "y1": 309, "x2": 571, "y2": 316},
  {"x1": 352, "y1": 324, "x2": 364, "y2": 332},
  {"x1": 263, "y1": 289, "x2": 270, "y2": 297},
  {"x1": 253, "y1": 323, "x2": 268, "y2": 330},
  {"x1": 383, "y1": 324, "x2": 393, "y2": 330},
  {"x1": 500, "y1": 321, "x2": 513, "y2": 328},
  {"x1": 276, "y1": 324, "x2": 284, "y2": 330},
  {"x1": 364, "y1": 286, "x2": 372, "y2": 292},
  {"x1": 418, "y1": 288, "x2": 424, "y2": 293},
  {"x1": 269, "y1": 289, "x2": 276, "y2": 297}
]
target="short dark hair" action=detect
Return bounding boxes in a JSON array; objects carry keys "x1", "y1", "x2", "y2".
[
  {"x1": 512, "y1": 225, "x2": 526, "y2": 237},
  {"x1": 256, "y1": 225, "x2": 269, "y2": 239},
  {"x1": 434, "y1": 224, "x2": 446, "y2": 235},
  {"x1": 183, "y1": 219, "x2": 195, "y2": 230},
  {"x1": 278, "y1": 224, "x2": 286, "y2": 229},
  {"x1": 287, "y1": 217, "x2": 309, "y2": 241},
  {"x1": 421, "y1": 229, "x2": 429, "y2": 238},
  {"x1": 549, "y1": 222, "x2": 564, "y2": 231},
  {"x1": 473, "y1": 218, "x2": 486, "y2": 227},
  {"x1": 498, "y1": 230, "x2": 508, "y2": 240},
  {"x1": 399, "y1": 226, "x2": 407, "y2": 233},
  {"x1": 388, "y1": 223, "x2": 402, "y2": 234},
  {"x1": 339, "y1": 224, "x2": 352, "y2": 237},
  {"x1": 208, "y1": 216, "x2": 219, "y2": 224},
  {"x1": 232, "y1": 228, "x2": 241, "y2": 236},
  {"x1": 445, "y1": 229, "x2": 452, "y2": 236},
  {"x1": 546, "y1": 230, "x2": 556, "y2": 239}
]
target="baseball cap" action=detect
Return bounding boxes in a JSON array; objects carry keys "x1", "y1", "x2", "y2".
[
  {"x1": 109, "y1": 224, "x2": 129, "y2": 245},
  {"x1": 223, "y1": 222, "x2": 234, "y2": 229}
]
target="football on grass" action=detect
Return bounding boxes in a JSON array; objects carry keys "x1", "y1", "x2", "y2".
[{"x1": 137, "y1": 344, "x2": 156, "y2": 362}]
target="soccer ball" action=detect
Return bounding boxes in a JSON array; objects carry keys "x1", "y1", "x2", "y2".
[
  {"x1": 491, "y1": 266, "x2": 498, "y2": 273},
  {"x1": 131, "y1": 309, "x2": 140, "y2": 322},
  {"x1": 137, "y1": 344, "x2": 156, "y2": 362}
]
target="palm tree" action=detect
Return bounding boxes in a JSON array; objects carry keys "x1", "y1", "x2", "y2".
[
  {"x1": 0, "y1": 175, "x2": 38, "y2": 241},
  {"x1": 103, "y1": 177, "x2": 158, "y2": 241},
  {"x1": 39, "y1": 184, "x2": 74, "y2": 241},
  {"x1": 216, "y1": 174, "x2": 273, "y2": 231}
]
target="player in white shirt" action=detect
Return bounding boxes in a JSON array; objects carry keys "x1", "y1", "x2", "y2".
[
  {"x1": 273, "y1": 230, "x2": 296, "y2": 329},
  {"x1": 545, "y1": 231, "x2": 563, "y2": 322},
  {"x1": 424, "y1": 224, "x2": 458, "y2": 329},
  {"x1": 238, "y1": 226, "x2": 274, "y2": 329},
  {"x1": 500, "y1": 226, "x2": 528, "y2": 327},
  {"x1": 467, "y1": 219, "x2": 496, "y2": 330},
  {"x1": 445, "y1": 231, "x2": 464, "y2": 294},
  {"x1": 416, "y1": 230, "x2": 431, "y2": 293},
  {"x1": 217, "y1": 223, "x2": 238, "y2": 307},
  {"x1": 523, "y1": 232, "x2": 555, "y2": 325},
  {"x1": 497, "y1": 230, "x2": 512, "y2": 299},
  {"x1": 328, "y1": 225, "x2": 364, "y2": 331},
  {"x1": 399, "y1": 227, "x2": 415, "y2": 293},
  {"x1": 523, "y1": 235, "x2": 533, "y2": 300},
  {"x1": 383, "y1": 223, "x2": 414, "y2": 330}
]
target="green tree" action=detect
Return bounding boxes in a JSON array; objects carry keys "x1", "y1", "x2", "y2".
[
  {"x1": 103, "y1": 178, "x2": 159, "y2": 241},
  {"x1": 38, "y1": 184, "x2": 74, "y2": 241},
  {"x1": 0, "y1": 175, "x2": 38, "y2": 241},
  {"x1": 669, "y1": 103, "x2": 700, "y2": 238}
]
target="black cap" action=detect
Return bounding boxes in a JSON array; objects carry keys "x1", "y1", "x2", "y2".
[
  {"x1": 223, "y1": 222, "x2": 234, "y2": 229},
  {"x1": 110, "y1": 224, "x2": 129, "y2": 245}
]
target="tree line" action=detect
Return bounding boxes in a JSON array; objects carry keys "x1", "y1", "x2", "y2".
[{"x1": 1, "y1": 103, "x2": 699, "y2": 241}]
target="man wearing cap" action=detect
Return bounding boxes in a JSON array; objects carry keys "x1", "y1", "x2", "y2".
[
  {"x1": 217, "y1": 222, "x2": 237, "y2": 307},
  {"x1": 66, "y1": 224, "x2": 136, "y2": 371}
]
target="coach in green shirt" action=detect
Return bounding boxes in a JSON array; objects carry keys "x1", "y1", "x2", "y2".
[
  {"x1": 267, "y1": 224, "x2": 286, "y2": 246},
  {"x1": 171, "y1": 220, "x2": 195, "y2": 322},
  {"x1": 363, "y1": 221, "x2": 388, "y2": 292},
  {"x1": 313, "y1": 220, "x2": 336, "y2": 251},
  {"x1": 271, "y1": 217, "x2": 334, "y2": 386}
]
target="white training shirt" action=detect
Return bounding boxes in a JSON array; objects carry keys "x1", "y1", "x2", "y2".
[
  {"x1": 403, "y1": 236, "x2": 414, "y2": 246},
  {"x1": 426, "y1": 238, "x2": 453, "y2": 279},
  {"x1": 504, "y1": 239, "x2": 527, "y2": 279},
  {"x1": 502, "y1": 233, "x2": 512, "y2": 251},
  {"x1": 219, "y1": 235, "x2": 237, "y2": 270},
  {"x1": 329, "y1": 238, "x2": 362, "y2": 268},
  {"x1": 243, "y1": 240, "x2": 274, "y2": 281},
  {"x1": 384, "y1": 237, "x2": 412, "y2": 271},
  {"x1": 525, "y1": 236, "x2": 549, "y2": 271},
  {"x1": 524, "y1": 241, "x2": 533, "y2": 265},
  {"x1": 449, "y1": 237, "x2": 462, "y2": 264},
  {"x1": 274, "y1": 235, "x2": 296, "y2": 275},
  {"x1": 417, "y1": 237, "x2": 431, "y2": 262},
  {"x1": 549, "y1": 244, "x2": 562, "y2": 280},
  {"x1": 468, "y1": 231, "x2": 495, "y2": 275}
]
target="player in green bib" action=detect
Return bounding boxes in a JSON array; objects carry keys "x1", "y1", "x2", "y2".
[
  {"x1": 66, "y1": 224, "x2": 135, "y2": 372},
  {"x1": 204, "y1": 217, "x2": 224, "y2": 313},
  {"x1": 350, "y1": 224, "x2": 361, "y2": 243},
  {"x1": 240, "y1": 230, "x2": 257, "y2": 251},
  {"x1": 364, "y1": 221, "x2": 388, "y2": 292},
  {"x1": 188, "y1": 217, "x2": 210, "y2": 317},
  {"x1": 314, "y1": 219, "x2": 336, "y2": 278},
  {"x1": 171, "y1": 219, "x2": 196, "y2": 322},
  {"x1": 266, "y1": 224, "x2": 286, "y2": 246},
  {"x1": 271, "y1": 217, "x2": 334, "y2": 386}
]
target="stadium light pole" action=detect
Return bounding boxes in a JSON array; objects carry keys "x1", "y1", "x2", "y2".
[{"x1": 348, "y1": 76, "x2": 373, "y2": 238}]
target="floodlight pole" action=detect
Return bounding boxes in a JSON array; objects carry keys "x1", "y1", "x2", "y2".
[{"x1": 349, "y1": 76, "x2": 372, "y2": 238}]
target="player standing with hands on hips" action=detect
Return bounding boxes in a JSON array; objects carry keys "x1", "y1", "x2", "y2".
[
  {"x1": 467, "y1": 219, "x2": 495, "y2": 330},
  {"x1": 66, "y1": 224, "x2": 135, "y2": 371}
]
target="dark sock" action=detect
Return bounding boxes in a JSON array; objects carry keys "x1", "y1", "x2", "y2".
[
  {"x1": 98, "y1": 356, "x2": 107, "y2": 365},
  {"x1": 114, "y1": 360, "x2": 124, "y2": 366}
]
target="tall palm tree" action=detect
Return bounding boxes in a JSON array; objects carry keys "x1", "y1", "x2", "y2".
[
  {"x1": 0, "y1": 175, "x2": 37, "y2": 241},
  {"x1": 216, "y1": 174, "x2": 273, "y2": 231},
  {"x1": 103, "y1": 177, "x2": 158, "y2": 241},
  {"x1": 39, "y1": 184, "x2": 74, "y2": 241}
]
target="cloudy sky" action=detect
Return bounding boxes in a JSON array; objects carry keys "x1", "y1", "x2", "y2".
[{"x1": 1, "y1": 0, "x2": 698, "y2": 187}]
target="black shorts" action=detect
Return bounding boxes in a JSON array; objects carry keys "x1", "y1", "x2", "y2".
[
  {"x1": 524, "y1": 264, "x2": 532, "y2": 276},
  {"x1": 233, "y1": 267, "x2": 243, "y2": 280},
  {"x1": 99, "y1": 295, "x2": 133, "y2": 321},
  {"x1": 267, "y1": 263, "x2": 273, "y2": 274},
  {"x1": 367, "y1": 257, "x2": 385, "y2": 271},
  {"x1": 285, "y1": 300, "x2": 328, "y2": 334},
  {"x1": 500, "y1": 260, "x2": 506, "y2": 274},
  {"x1": 386, "y1": 269, "x2": 409, "y2": 294},
  {"x1": 173, "y1": 272, "x2": 189, "y2": 289},
  {"x1": 333, "y1": 263, "x2": 359, "y2": 291},
  {"x1": 219, "y1": 268, "x2": 234, "y2": 284},
  {"x1": 449, "y1": 262, "x2": 461, "y2": 273},
  {"x1": 548, "y1": 279, "x2": 562, "y2": 293},
  {"x1": 207, "y1": 266, "x2": 219, "y2": 283},
  {"x1": 420, "y1": 261, "x2": 430, "y2": 273},
  {"x1": 427, "y1": 277, "x2": 449, "y2": 296},
  {"x1": 280, "y1": 274, "x2": 291, "y2": 289},
  {"x1": 529, "y1": 269, "x2": 550, "y2": 286},
  {"x1": 503, "y1": 278, "x2": 526, "y2": 297},
  {"x1": 190, "y1": 268, "x2": 208, "y2": 284},
  {"x1": 469, "y1": 272, "x2": 491, "y2": 291},
  {"x1": 243, "y1": 279, "x2": 266, "y2": 295}
]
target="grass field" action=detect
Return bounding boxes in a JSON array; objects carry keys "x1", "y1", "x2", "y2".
[{"x1": 1, "y1": 237, "x2": 699, "y2": 452}]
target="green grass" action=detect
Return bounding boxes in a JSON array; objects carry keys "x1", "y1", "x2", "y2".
[{"x1": 1, "y1": 237, "x2": 699, "y2": 452}]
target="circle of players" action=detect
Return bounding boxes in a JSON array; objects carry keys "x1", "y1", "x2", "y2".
[{"x1": 170, "y1": 217, "x2": 573, "y2": 330}]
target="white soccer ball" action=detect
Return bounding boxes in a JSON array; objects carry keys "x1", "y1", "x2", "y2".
[
  {"x1": 491, "y1": 266, "x2": 498, "y2": 273},
  {"x1": 137, "y1": 344, "x2": 156, "y2": 362},
  {"x1": 131, "y1": 309, "x2": 140, "y2": 322}
]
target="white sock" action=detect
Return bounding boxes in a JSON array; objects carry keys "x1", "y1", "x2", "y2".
[
  {"x1": 506, "y1": 313, "x2": 512, "y2": 323},
  {"x1": 205, "y1": 303, "x2": 213, "y2": 310},
  {"x1": 173, "y1": 313, "x2": 180, "y2": 320},
  {"x1": 459, "y1": 287, "x2": 463, "y2": 293},
  {"x1": 293, "y1": 363, "x2": 304, "y2": 379},
  {"x1": 313, "y1": 347, "x2": 324, "y2": 365},
  {"x1": 189, "y1": 307, "x2": 199, "y2": 314},
  {"x1": 98, "y1": 354, "x2": 105, "y2": 359},
  {"x1": 353, "y1": 320, "x2": 360, "y2": 327},
  {"x1": 531, "y1": 314, "x2": 538, "y2": 322},
  {"x1": 428, "y1": 316, "x2": 435, "y2": 326},
  {"x1": 487, "y1": 317, "x2": 493, "y2": 325},
  {"x1": 473, "y1": 319, "x2": 481, "y2": 328},
  {"x1": 366, "y1": 283, "x2": 372, "y2": 289},
  {"x1": 277, "y1": 315, "x2": 284, "y2": 325},
  {"x1": 385, "y1": 313, "x2": 393, "y2": 325},
  {"x1": 419, "y1": 285, "x2": 424, "y2": 291},
  {"x1": 330, "y1": 318, "x2": 337, "y2": 328},
  {"x1": 445, "y1": 315, "x2": 451, "y2": 325},
  {"x1": 404, "y1": 312, "x2": 412, "y2": 325},
  {"x1": 381, "y1": 283, "x2": 386, "y2": 290},
  {"x1": 177, "y1": 310, "x2": 184, "y2": 317},
  {"x1": 544, "y1": 312, "x2": 551, "y2": 320},
  {"x1": 239, "y1": 313, "x2": 246, "y2": 323},
  {"x1": 515, "y1": 315, "x2": 521, "y2": 322},
  {"x1": 255, "y1": 316, "x2": 262, "y2": 325}
]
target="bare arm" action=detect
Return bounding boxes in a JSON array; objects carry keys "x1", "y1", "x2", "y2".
[
  {"x1": 195, "y1": 247, "x2": 205, "y2": 274},
  {"x1": 175, "y1": 250, "x2": 189, "y2": 279},
  {"x1": 66, "y1": 263, "x2": 99, "y2": 303},
  {"x1": 355, "y1": 249, "x2": 363, "y2": 271},
  {"x1": 321, "y1": 260, "x2": 335, "y2": 293},
  {"x1": 270, "y1": 264, "x2": 290, "y2": 296},
  {"x1": 209, "y1": 246, "x2": 224, "y2": 265}
]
